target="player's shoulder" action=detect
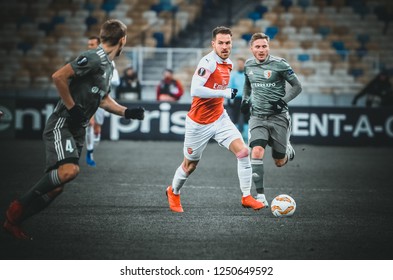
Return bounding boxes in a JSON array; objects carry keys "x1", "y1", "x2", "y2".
[
  {"x1": 198, "y1": 51, "x2": 218, "y2": 71},
  {"x1": 74, "y1": 49, "x2": 101, "y2": 66},
  {"x1": 245, "y1": 57, "x2": 257, "y2": 67},
  {"x1": 268, "y1": 55, "x2": 291, "y2": 70}
]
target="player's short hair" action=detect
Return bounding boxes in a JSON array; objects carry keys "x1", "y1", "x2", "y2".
[
  {"x1": 89, "y1": 35, "x2": 100, "y2": 44},
  {"x1": 100, "y1": 19, "x2": 127, "y2": 46},
  {"x1": 212, "y1": 26, "x2": 232, "y2": 40},
  {"x1": 250, "y1": 33, "x2": 270, "y2": 46}
]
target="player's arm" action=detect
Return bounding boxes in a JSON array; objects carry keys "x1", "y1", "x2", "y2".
[
  {"x1": 52, "y1": 63, "x2": 76, "y2": 110},
  {"x1": 242, "y1": 71, "x2": 251, "y2": 103},
  {"x1": 190, "y1": 62, "x2": 237, "y2": 99},
  {"x1": 100, "y1": 94, "x2": 144, "y2": 120},
  {"x1": 240, "y1": 70, "x2": 252, "y2": 114},
  {"x1": 280, "y1": 61, "x2": 302, "y2": 104},
  {"x1": 282, "y1": 74, "x2": 302, "y2": 104}
]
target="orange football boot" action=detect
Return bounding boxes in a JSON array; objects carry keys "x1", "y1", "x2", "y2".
[
  {"x1": 3, "y1": 200, "x2": 32, "y2": 240},
  {"x1": 166, "y1": 186, "x2": 184, "y2": 212},
  {"x1": 3, "y1": 220, "x2": 32, "y2": 240},
  {"x1": 241, "y1": 195, "x2": 264, "y2": 210}
]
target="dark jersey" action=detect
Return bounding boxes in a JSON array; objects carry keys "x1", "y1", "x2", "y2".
[
  {"x1": 243, "y1": 55, "x2": 298, "y2": 115},
  {"x1": 53, "y1": 46, "x2": 114, "y2": 126}
]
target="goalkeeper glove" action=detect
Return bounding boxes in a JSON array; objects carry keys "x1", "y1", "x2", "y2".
[
  {"x1": 125, "y1": 107, "x2": 145, "y2": 120},
  {"x1": 268, "y1": 99, "x2": 287, "y2": 113}
]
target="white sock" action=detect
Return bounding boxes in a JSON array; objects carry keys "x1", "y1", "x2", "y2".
[
  {"x1": 85, "y1": 126, "x2": 94, "y2": 151},
  {"x1": 237, "y1": 156, "x2": 252, "y2": 197},
  {"x1": 94, "y1": 133, "x2": 101, "y2": 144},
  {"x1": 172, "y1": 165, "x2": 188, "y2": 195}
]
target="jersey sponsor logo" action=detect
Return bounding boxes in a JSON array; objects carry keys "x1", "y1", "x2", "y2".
[
  {"x1": 252, "y1": 82, "x2": 276, "y2": 87},
  {"x1": 77, "y1": 56, "x2": 88, "y2": 66},
  {"x1": 197, "y1": 67, "x2": 206, "y2": 76},
  {"x1": 264, "y1": 70, "x2": 272, "y2": 79},
  {"x1": 287, "y1": 69, "x2": 294, "y2": 75},
  {"x1": 213, "y1": 79, "x2": 228, "y2": 90}
]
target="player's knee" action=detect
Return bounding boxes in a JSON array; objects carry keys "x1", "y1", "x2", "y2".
[
  {"x1": 58, "y1": 164, "x2": 80, "y2": 183},
  {"x1": 236, "y1": 147, "x2": 249, "y2": 159},
  {"x1": 274, "y1": 158, "x2": 286, "y2": 167},
  {"x1": 251, "y1": 146, "x2": 265, "y2": 159}
]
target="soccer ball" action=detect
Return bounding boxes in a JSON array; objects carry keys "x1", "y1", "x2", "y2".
[{"x1": 271, "y1": 194, "x2": 296, "y2": 217}]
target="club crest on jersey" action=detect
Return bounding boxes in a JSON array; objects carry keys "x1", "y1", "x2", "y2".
[
  {"x1": 264, "y1": 70, "x2": 272, "y2": 79},
  {"x1": 77, "y1": 56, "x2": 88, "y2": 66},
  {"x1": 187, "y1": 147, "x2": 193, "y2": 155},
  {"x1": 197, "y1": 67, "x2": 206, "y2": 76}
]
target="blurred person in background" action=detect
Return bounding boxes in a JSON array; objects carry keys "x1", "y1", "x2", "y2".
[
  {"x1": 228, "y1": 57, "x2": 249, "y2": 141},
  {"x1": 352, "y1": 70, "x2": 393, "y2": 107},
  {"x1": 156, "y1": 68, "x2": 184, "y2": 102},
  {"x1": 116, "y1": 66, "x2": 142, "y2": 101},
  {"x1": 85, "y1": 36, "x2": 121, "y2": 167}
]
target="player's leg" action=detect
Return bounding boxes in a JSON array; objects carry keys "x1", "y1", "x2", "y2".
[
  {"x1": 216, "y1": 112, "x2": 264, "y2": 210},
  {"x1": 3, "y1": 116, "x2": 81, "y2": 239},
  {"x1": 166, "y1": 157, "x2": 199, "y2": 213},
  {"x1": 271, "y1": 113, "x2": 294, "y2": 167},
  {"x1": 86, "y1": 117, "x2": 96, "y2": 167},
  {"x1": 93, "y1": 108, "x2": 105, "y2": 143},
  {"x1": 248, "y1": 116, "x2": 269, "y2": 207},
  {"x1": 166, "y1": 116, "x2": 211, "y2": 212}
]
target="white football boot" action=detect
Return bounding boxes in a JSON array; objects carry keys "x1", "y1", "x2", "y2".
[
  {"x1": 255, "y1": 194, "x2": 269, "y2": 208},
  {"x1": 286, "y1": 141, "x2": 295, "y2": 161}
]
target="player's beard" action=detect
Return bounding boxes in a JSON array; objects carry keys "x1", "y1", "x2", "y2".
[{"x1": 219, "y1": 50, "x2": 230, "y2": 60}]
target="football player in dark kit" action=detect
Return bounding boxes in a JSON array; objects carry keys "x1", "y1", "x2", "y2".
[{"x1": 3, "y1": 19, "x2": 145, "y2": 240}]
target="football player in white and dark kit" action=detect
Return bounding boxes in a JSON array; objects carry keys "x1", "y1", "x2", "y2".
[{"x1": 3, "y1": 19, "x2": 144, "y2": 240}]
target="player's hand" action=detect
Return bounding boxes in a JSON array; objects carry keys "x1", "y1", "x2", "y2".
[
  {"x1": 230, "y1": 88, "x2": 238, "y2": 99},
  {"x1": 240, "y1": 100, "x2": 251, "y2": 114},
  {"x1": 224, "y1": 88, "x2": 238, "y2": 99},
  {"x1": 125, "y1": 106, "x2": 145, "y2": 120},
  {"x1": 67, "y1": 105, "x2": 88, "y2": 128},
  {"x1": 268, "y1": 99, "x2": 287, "y2": 113}
]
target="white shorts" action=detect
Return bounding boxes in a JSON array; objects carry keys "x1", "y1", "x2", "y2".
[
  {"x1": 183, "y1": 110, "x2": 243, "y2": 161},
  {"x1": 94, "y1": 107, "x2": 105, "y2": 125}
]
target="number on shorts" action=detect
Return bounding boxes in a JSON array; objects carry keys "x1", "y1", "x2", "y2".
[{"x1": 65, "y1": 139, "x2": 74, "y2": 153}]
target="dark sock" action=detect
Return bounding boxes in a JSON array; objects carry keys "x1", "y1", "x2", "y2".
[
  {"x1": 22, "y1": 186, "x2": 64, "y2": 221},
  {"x1": 251, "y1": 159, "x2": 264, "y2": 194},
  {"x1": 19, "y1": 169, "x2": 62, "y2": 205}
]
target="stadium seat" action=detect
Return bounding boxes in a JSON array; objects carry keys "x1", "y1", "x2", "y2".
[
  {"x1": 153, "y1": 32, "x2": 165, "y2": 47},
  {"x1": 247, "y1": 11, "x2": 261, "y2": 22},
  {"x1": 280, "y1": 0, "x2": 293, "y2": 11},
  {"x1": 298, "y1": 53, "x2": 311, "y2": 62},
  {"x1": 241, "y1": 33, "x2": 253, "y2": 43},
  {"x1": 265, "y1": 26, "x2": 279, "y2": 39},
  {"x1": 255, "y1": 5, "x2": 268, "y2": 16}
]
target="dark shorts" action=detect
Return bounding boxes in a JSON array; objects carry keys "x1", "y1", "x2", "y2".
[
  {"x1": 43, "y1": 114, "x2": 85, "y2": 172},
  {"x1": 248, "y1": 112, "x2": 291, "y2": 156}
]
